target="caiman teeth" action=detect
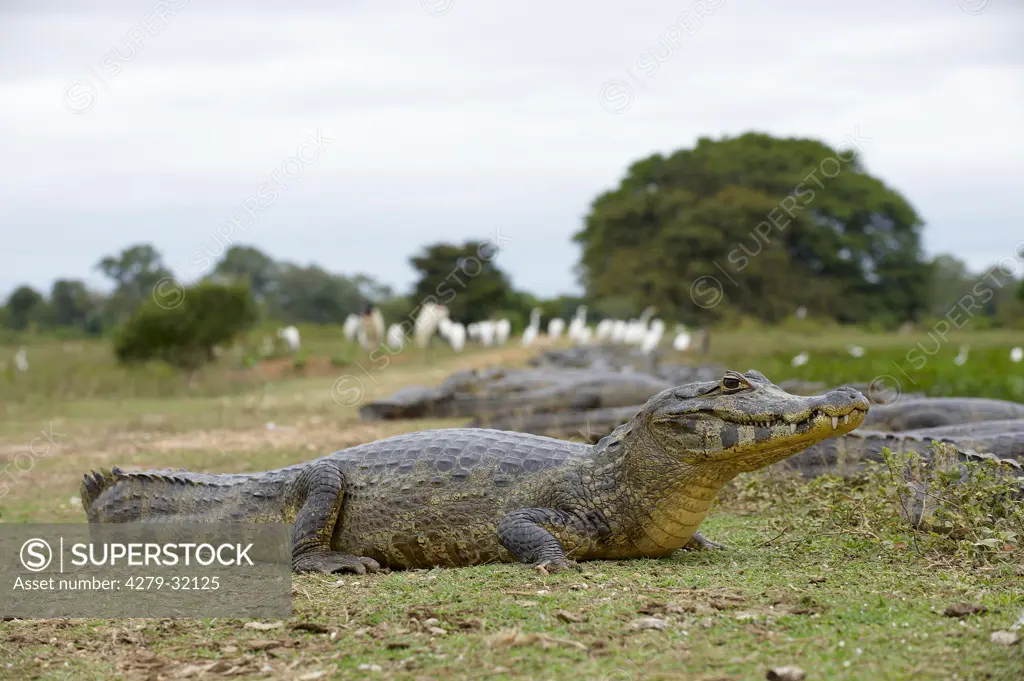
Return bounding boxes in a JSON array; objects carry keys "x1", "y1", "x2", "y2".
[
  {"x1": 789, "y1": 423, "x2": 797, "y2": 434},
  {"x1": 831, "y1": 416, "x2": 839, "y2": 429}
]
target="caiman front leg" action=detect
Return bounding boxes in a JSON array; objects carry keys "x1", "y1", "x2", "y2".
[
  {"x1": 290, "y1": 460, "x2": 380, "y2": 574},
  {"x1": 498, "y1": 508, "x2": 603, "y2": 573}
]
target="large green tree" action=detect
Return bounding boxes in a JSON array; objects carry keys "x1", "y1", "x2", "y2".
[
  {"x1": 574, "y1": 132, "x2": 931, "y2": 325},
  {"x1": 410, "y1": 241, "x2": 516, "y2": 323}
]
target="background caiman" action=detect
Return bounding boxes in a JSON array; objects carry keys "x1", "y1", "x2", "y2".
[{"x1": 862, "y1": 397, "x2": 1024, "y2": 431}]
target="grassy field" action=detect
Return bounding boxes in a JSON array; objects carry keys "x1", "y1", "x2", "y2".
[{"x1": 1, "y1": 329, "x2": 1022, "y2": 680}]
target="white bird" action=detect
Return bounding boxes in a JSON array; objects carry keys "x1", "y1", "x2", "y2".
[
  {"x1": 477, "y1": 320, "x2": 496, "y2": 346},
  {"x1": 276, "y1": 326, "x2": 301, "y2": 352},
  {"x1": 624, "y1": 307, "x2": 656, "y2": 346},
  {"x1": 624, "y1": 320, "x2": 646, "y2": 345},
  {"x1": 521, "y1": 308, "x2": 541, "y2": 347},
  {"x1": 640, "y1": 319, "x2": 664, "y2": 354},
  {"x1": 13, "y1": 347, "x2": 28, "y2": 372},
  {"x1": 342, "y1": 314, "x2": 361, "y2": 342},
  {"x1": 385, "y1": 323, "x2": 405, "y2": 352},
  {"x1": 791, "y1": 351, "x2": 809, "y2": 367},
  {"x1": 357, "y1": 307, "x2": 385, "y2": 351},
  {"x1": 438, "y1": 317, "x2": 454, "y2": 340},
  {"x1": 521, "y1": 325, "x2": 538, "y2": 347},
  {"x1": 1011, "y1": 347, "x2": 1023, "y2": 363},
  {"x1": 567, "y1": 306, "x2": 588, "y2": 343},
  {"x1": 567, "y1": 320, "x2": 584, "y2": 344},
  {"x1": 494, "y1": 319, "x2": 511, "y2": 346},
  {"x1": 466, "y1": 322, "x2": 480, "y2": 342},
  {"x1": 672, "y1": 325, "x2": 692, "y2": 352},
  {"x1": 576, "y1": 326, "x2": 593, "y2": 345},
  {"x1": 547, "y1": 318, "x2": 566, "y2": 341},
  {"x1": 448, "y1": 322, "x2": 466, "y2": 352},
  {"x1": 595, "y1": 319, "x2": 614, "y2": 342},
  {"x1": 847, "y1": 345, "x2": 865, "y2": 358},
  {"x1": 953, "y1": 344, "x2": 970, "y2": 366},
  {"x1": 610, "y1": 320, "x2": 628, "y2": 344},
  {"x1": 414, "y1": 303, "x2": 449, "y2": 348},
  {"x1": 795, "y1": 306, "x2": 807, "y2": 320}
]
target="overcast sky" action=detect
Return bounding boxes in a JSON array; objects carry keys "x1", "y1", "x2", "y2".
[{"x1": 1, "y1": 0, "x2": 1021, "y2": 300}]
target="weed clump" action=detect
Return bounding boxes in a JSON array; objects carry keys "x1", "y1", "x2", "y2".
[{"x1": 723, "y1": 445, "x2": 1023, "y2": 565}]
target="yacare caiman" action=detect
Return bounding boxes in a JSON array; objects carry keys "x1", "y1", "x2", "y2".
[{"x1": 81, "y1": 370, "x2": 867, "y2": 574}]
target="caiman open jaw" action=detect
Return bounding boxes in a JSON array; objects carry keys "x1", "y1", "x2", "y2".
[{"x1": 646, "y1": 369, "x2": 870, "y2": 473}]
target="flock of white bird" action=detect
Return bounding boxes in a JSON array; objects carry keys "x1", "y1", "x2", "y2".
[
  {"x1": 266, "y1": 307, "x2": 1024, "y2": 370},
  {"x1": 326, "y1": 304, "x2": 697, "y2": 355},
  {"x1": 2, "y1": 326, "x2": 1023, "y2": 375}
]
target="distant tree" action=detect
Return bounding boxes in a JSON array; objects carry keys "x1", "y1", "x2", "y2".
[
  {"x1": 927, "y1": 255, "x2": 973, "y2": 313},
  {"x1": 96, "y1": 243, "x2": 172, "y2": 323},
  {"x1": 211, "y1": 245, "x2": 280, "y2": 302},
  {"x1": 351, "y1": 274, "x2": 394, "y2": 304},
  {"x1": 49, "y1": 279, "x2": 96, "y2": 330},
  {"x1": 410, "y1": 241, "x2": 516, "y2": 323},
  {"x1": 269, "y1": 264, "x2": 366, "y2": 324},
  {"x1": 113, "y1": 281, "x2": 257, "y2": 369},
  {"x1": 209, "y1": 246, "x2": 393, "y2": 324},
  {"x1": 4, "y1": 285, "x2": 45, "y2": 330},
  {"x1": 590, "y1": 296, "x2": 638, "y2": 322},
  {"x1": 374, "y1": 294, "x2": 413, "y2": 327},
  {"x1": 1018, "y1": 280, "x2": 1024, "y2": 303},
  {"x1": 574, "y1": 132, "x2": 931, "y2": 325}
]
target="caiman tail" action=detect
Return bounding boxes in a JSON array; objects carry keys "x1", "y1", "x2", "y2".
[{"x1": 81, "y1": 467, "x2": 243, "y2": 522}]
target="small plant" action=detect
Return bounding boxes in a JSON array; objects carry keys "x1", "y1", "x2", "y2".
[
  {"x1": 725, "y1": 442, "x2": 1023, "y2": 567},
  {"x1": 880, "y1": 445, "x2": 1023, "y2": 562},
  {"x1": 292, "y1": 350, "x2": 310, "y2": 371},
  {"x1": 330, "y1": 354, "x2": 349, "y2": 367},
  {"x1": 802, "y1": 446, "x2": 1023, "y2": 564}
]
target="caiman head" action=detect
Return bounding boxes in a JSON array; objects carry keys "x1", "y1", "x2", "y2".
[{"x1": 636, "y1": 369, "x2": 869, "y2": 475}]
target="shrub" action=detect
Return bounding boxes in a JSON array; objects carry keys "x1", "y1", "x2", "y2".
[{"x1": 113, "y1": 282, "x2": 258, "y2": 370}]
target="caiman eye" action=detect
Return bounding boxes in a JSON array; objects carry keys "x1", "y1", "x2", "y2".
[{"x1": 720, "y1": 375, "x2": 748, "y2": 392}]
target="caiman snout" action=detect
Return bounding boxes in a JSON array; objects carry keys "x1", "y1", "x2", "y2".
[
  {"x1": 789, "y1": 386, "x2": 870, "y2": 432},
  {"x1": 815, "y1": 386, "x2": 871, "y2": 414}
]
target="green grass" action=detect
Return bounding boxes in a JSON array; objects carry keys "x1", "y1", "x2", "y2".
[
  {"x1": 0, "y1": 328, "x2": 1022, "y2": 679},
  {"x1": 2, "y1": 479, "x2": 1021, "y2": 680},
  {"x1": 0, "y1": 326, "x2": 501, "y2": 427}
]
